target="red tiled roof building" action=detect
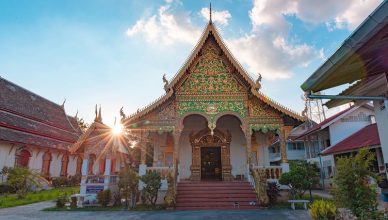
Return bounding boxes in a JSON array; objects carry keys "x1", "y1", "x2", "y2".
[{"x1": 0, "y1": 77, "x2": 83, "y2": 178}]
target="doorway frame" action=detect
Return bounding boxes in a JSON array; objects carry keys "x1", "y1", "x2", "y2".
[{"x1": 189, "y1": 128, "x2": 233, "y2": 181}]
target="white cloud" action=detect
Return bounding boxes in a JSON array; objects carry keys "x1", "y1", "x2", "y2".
[
  {"x1": 226, "y1": 0, "x2": 319, "y2": 80},
  {"x1": 294, "y1": 0, "x2": 383, "y2": 30},
  {"x1": 200, "y1": 8, "x2": 232, "y2": 26},
  {"x1": 333, "y1": 0, "x2": 382, "y2": 29},
  {"x1": 126, "y1": 3, "x2": 201, "y2": 45},
  {"x1": 125, "y1": 0, "x2": 382, "y2": 80},
  {"x1": 227, "y1": 34, "x2": 317, "y2": 80}
]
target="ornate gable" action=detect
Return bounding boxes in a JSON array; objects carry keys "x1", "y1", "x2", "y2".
[
  {"x1": 177, "y1": 35, "x2": 246, "y2": 95},
  {"x1": 124, "y1": 21, "x2": 304, "y2": 129}
]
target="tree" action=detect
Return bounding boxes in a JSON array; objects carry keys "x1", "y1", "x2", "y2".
[
  {"x1": 118, "y1": 167, "x2": 138, "y2": 209},
  {"x1": 139, "y1": 172, "x2": 161, "y2": 206},
  {"x1": 6, "y1": 167, "x2": 48, "y2": 198},
  {"x1": 77, "y1": 118, "x2": 89, "y2": 132},
  {"x1": 332, "y1": 148, "x2": 379, "y2": 218},
  {"x1": 279, "y1": 161, "x2": 320, "y2": 200}
]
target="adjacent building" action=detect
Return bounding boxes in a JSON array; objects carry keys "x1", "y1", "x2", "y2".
[
  {"x1": 296, "y1": 104, "x2": 375, "y2": 187},
  {"x1": 301, "y1": 1, "x2": 388, "y2": 178},
  {"x1": 0, "y1": 77, "x2": 82, "y2": 180}
]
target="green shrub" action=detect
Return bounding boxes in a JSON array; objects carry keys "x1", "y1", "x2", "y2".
[
  {"x1": 97, "y1": 189, "x2": 111, "y2": 207},
  {"x1": 309, "y1": 200, "x2": 336, "y2": 220},
  {"x1": 52, "y1": 177, "x2": 68, "y2": 188},
  {"x1": 267, "y1": 181, "x2": 280, "y2": 205},
  {"x1": 56, "y1": 194, "x2": 67, "y2": 208},
  {"x1": 70, "y1": 196, "x2": 77, "y2": 208},
  {"x1": 140, "y1": 172, "x2": 161, "y2": 206},
  {"x1": 332, "y1": 148, "x2": 379, "y2": 218}
]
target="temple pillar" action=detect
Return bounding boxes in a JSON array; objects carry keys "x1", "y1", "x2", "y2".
[
  {"x1": 280, "y1": 125, "x2": 293, "y2": 172},
  {"x1": 104, "y1": 156, "x2": 111, "y2": 190},
  {"x1": 279, "y1": 125, "x2": 289, "y2": 172},
  {"x1": 245, "y1": 129, "x2": 253, "y2": 182},
  {"x1": 80, "y1": 157, "x2": 88, "y2": 194},
  {"x1": 173, "y1": 130, "x2": 181, "y2": 181},
  {"x1": 140, "y1": 143, "x2": 146, "y2": 165}
]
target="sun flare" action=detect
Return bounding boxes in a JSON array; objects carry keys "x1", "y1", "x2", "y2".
[{"x1": 112, "y1": 123, "x2": 123, "y2": 135}]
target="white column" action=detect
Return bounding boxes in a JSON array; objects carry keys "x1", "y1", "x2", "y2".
[
  {"x1": 104, "y1": 159, "x2": 111, "y2": 190},
  {"x1": 374, "y1": 99, "x2": 388, "y2": 177},
  {"x1": 80, "y1": 159, "x2": 88, "y2": 194},
  {"x1": 138, "y1": 164, "x2": 147, "y2": 190}
]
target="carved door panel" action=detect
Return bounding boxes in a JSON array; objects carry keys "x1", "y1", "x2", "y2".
[{"x1": 201, "y1": 147, "x2": 222, "y2": 180}]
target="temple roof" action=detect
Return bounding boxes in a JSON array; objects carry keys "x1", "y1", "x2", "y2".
[
  {"x1": 125, "y1": 22, "x2": 304, "y2": 122},
  {"x1": 0, "y1": 77, "x2": 82, "y2": 150},
  {"x1": 69, "y1": 121, "x2": 111, "y2": 154}
]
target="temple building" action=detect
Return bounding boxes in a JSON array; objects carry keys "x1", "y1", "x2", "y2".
[
  {"x1": 121, "y1": 20, "x2": 304, "y2": 184},
  {"x1": 0, "y1": 77, "x2": 83, "y2": 180}
]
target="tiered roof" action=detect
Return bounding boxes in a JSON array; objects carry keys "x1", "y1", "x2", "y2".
[
  {"x1": 0, "y1": 77, "x2": 82, "y2": 150},
  {"x1": 126, "y1": 22, "x2": 304, "y2": 122}
]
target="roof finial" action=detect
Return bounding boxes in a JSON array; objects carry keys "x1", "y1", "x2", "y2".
[
  {"x1": 209, "y1": 2, "x2": 212, "y2": 23},
  {"x1": 61, "y1": 98, "x2": 66, "y2": 108},
  {"x1": 98, "y1": 105, "x2": 102, "y2": 122}
]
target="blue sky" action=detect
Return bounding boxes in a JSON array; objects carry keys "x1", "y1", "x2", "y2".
[{"x1": 0, "y1": 0, "x2": 383, "y2": 126}]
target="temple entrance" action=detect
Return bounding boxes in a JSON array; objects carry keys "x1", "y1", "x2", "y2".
[
  {"x1": 189, "y1": 128, "x2": 233, "y2": 181},
  {"x1": 201, "y1": 147, "x2": 222, "y2": 180}
]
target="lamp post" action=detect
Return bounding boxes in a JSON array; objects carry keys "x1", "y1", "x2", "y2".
[{"x1": 318, "y1": 153, "x2": 325, "y2": 190}]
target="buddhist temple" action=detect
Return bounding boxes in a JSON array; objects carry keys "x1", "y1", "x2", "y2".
[{"x1": 117, "y1": 18, "x2": 304, "y2": 209}]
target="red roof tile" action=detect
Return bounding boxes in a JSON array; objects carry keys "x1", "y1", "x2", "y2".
[
  {"x1": 0, "y1": 77, "x2": 82, "y2": 149},
  {"x1": 322, "y1": 124, "x2": 380, "y2": 155}
]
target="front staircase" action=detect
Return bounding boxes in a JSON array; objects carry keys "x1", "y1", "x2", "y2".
[{"x1": 175, "y1": 181, "x2": 259, "y2": 210}]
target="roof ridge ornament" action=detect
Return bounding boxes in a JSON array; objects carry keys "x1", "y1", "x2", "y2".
[
  {"x1": 61, "y1": 98, "x2": 66, "y2": 108},
  {"x1": 163, "y1": 74, "x2": 169, "y2": 92},
  {"x1": 256, "y1": 73, "x2": 262, "y2": 90}
]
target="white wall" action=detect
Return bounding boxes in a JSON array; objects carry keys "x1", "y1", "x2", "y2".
[
  {"x1": 329, "y1": 107, "x2": 374, "y2": 145},
  {"x1": 0, "y1": 142, "x2": 16, "y2": 169},
  {"x1": 374, "y1": 100, "x2": 388, "y2": 176},
  {"x1": 0, "y1": 142, "x2": 78, "y2": 178},
  {"x1": 178, "y1": 115, "x2": 248, "y2": 179},
  {"x1": 217, "y1": 116, "x2": 247, "y2": 177},
  {"x1": 67, "y1": 155, "x2": 78, "y2": 176},
  {"x1": 178, "y1": 115, "x2": 207, "y2": 180}
]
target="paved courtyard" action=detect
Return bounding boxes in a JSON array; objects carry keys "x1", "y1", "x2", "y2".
[{"x1": 0, "y1": 201, "x2": 311, "y2": 220}]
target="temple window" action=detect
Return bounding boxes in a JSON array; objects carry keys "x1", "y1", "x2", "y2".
[
  {"x1": 15, "y1": 149, "x2": 31, "y2": 168},
  {"x1": 41, "y1": 151, "x2": 52, "y2": 178},
  {"x1": 60, "y1": 154, "x2": 69, "y2": 176}
]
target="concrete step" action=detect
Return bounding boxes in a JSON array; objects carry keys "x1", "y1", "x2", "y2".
[
  {"x1": 175, "y1": 206, "x2": 259, "y2": 211},
  {"x1": 175, "y1": 181, "x2": 258, "y2": 210},
  {"x1": 176, "y1": 197, "x2": 257, "y2": 203},
  {"x1": 176, "y1": 193, "x2": 257, "y2": 198}
]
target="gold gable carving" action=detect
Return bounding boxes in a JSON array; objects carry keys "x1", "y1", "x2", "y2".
[
  {"x1": 177, "y1": 36, "x2": 245, "y2": 94},
  {"x1": 249, "y1": 97, "x2": 280, "y2": 118}
]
